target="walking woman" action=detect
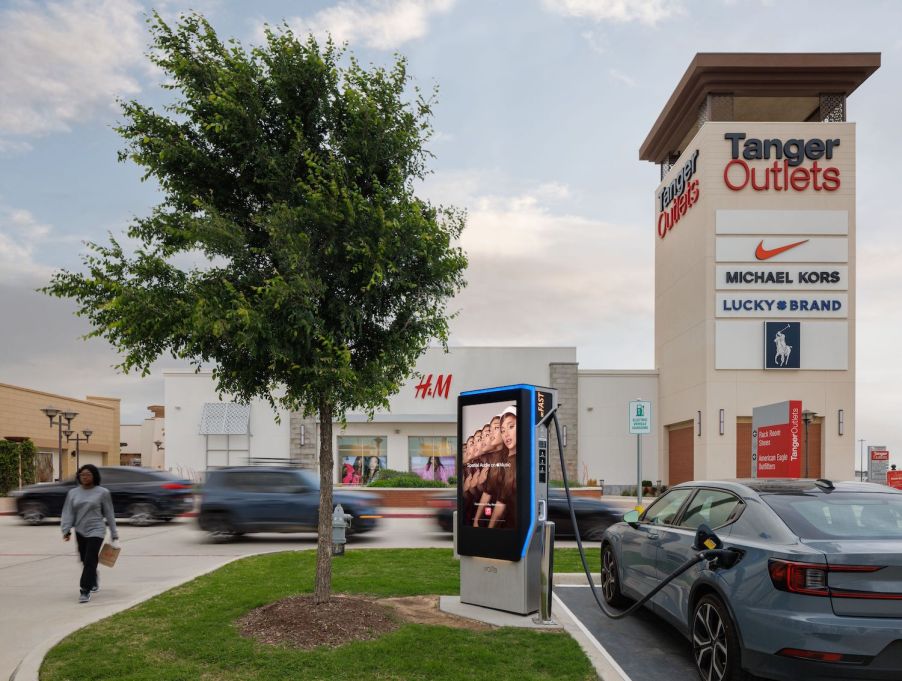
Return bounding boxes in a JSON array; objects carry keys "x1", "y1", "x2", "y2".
[{"x1": 61, "y1": 464, "x2": 119, "y2": 603}]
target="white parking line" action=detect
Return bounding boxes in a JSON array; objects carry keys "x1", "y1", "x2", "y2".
[{"x1": 553, "y1": 588, "x2": 633, "y2": 681}]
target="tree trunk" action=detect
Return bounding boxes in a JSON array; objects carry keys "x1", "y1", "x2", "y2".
[{"x1": 313, "y1": 399, "x2": 334, "y2": 604}]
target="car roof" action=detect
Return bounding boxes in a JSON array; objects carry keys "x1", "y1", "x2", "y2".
[{"x1": 671, "y1": 478, "x2": 901, "y2": 495}]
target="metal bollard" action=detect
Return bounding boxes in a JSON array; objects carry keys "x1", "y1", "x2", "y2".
[
  {"x1": 332, "y1": 504, "x2": 352, "y2": 556},
  {"x1": 535, "y1": 521, "x2": 556, "y2": 625}
]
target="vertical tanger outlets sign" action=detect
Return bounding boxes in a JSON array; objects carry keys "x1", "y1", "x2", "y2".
[
  {"x1": 629, "y1": 400, "x2": 651, "y2": 434},
  {"x1": 656, "y1": 150, "x2": 700, "y2": 239},
  {"x1": 869, "y1": 446, "x2": 890, "y2": 485},
  {"x1": 752, "y1": 400, "x2": 802, "y2": 478},
  {"x1": 764, "y1": 322, "x2": 800, "y2": 369}
]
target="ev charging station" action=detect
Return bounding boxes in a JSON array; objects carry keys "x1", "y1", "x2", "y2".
[{"x1": 455, "y1": 384, "x2": 557, "y2": 617}]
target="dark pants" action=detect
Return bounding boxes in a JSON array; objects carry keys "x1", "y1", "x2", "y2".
[{"x1": 75, "y1": 533, "x2": 103, "y2": 594}]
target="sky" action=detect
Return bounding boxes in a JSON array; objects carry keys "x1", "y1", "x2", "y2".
[{"x1": 0, "y1": 0, "x2": 900, "y2": 467}]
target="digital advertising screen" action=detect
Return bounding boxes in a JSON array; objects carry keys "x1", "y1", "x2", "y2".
[
  {"x1": 461, "y1": 399, "x2": 519, "y2": 531},
  {"x1": 457, "y1": 386, "x2": 538, "y2": 562}
]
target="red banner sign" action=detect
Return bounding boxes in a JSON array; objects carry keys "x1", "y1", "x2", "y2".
[
  {"x1": 756, "y1": 400, "x2": 802, "y2": 478},
  {"x1": 886, "y1": 470, "x2": 902, "y2": 490}
]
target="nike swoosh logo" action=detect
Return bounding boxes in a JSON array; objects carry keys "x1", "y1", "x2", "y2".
[{"x1": 755, "y1": 239, "x2": 809, "y2": 260}]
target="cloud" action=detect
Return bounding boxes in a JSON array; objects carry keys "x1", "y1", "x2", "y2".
[
  {"x1": 282, "y1": 0, "x2": 455, "y2": 50},
  {"x1": 422, "y1": 171, "x2": 653, "y2": 365},
  {"x1": 0, "y1": 139, "x2": 34, "y2": 155},
  {"x1": 0, "y1": 206, "x2": 56, "y2": 284},
  {"x1": 542, "y1": 0, "x2": 684, "y2": 25},
  {"x1": 609, "y1": 68, "x2": 637, "y2": 87},
  {"x1": 0, "y1": 0, "x2": 145, "y2": 138}
]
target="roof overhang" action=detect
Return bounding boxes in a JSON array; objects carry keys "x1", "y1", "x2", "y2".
[{"x1": 640, "y1": 53, "x2": 881, "y2": 163}]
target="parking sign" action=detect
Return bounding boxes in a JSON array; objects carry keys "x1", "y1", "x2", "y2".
[{"x1": 629, "y1": 400, "x2": 651, "y2": 435}]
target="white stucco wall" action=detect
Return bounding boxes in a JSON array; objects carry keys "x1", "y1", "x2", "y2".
[
  {"x1": 578, "y1": 370, "x2": 660, "y2": 487},
  {"x1": 164, "y1": 370, "x2": 289, "y2": 478}
]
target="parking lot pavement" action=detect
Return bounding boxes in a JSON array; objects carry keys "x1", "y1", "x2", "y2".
[
  {"x1": 555, "y1": 586, "x2": 699, "y2": 681},
  {"x1": 0, "y1": 513, "x2": 449, "y2": 680}
]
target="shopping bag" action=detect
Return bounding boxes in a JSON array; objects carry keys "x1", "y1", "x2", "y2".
[{"x1": 98, "y1": 542, "x2": 120, "y2": 568}]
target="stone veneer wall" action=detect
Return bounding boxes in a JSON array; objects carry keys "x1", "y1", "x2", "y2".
[
  {"x1": 289, "y1": 412, "x2": 319, "y2": 468},
  {"x1": 549, "y1": 362, "x2": 579, "y2": 483}
]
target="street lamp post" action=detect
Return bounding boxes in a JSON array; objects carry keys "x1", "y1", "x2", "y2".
[
  {"x1": 40, "y1": 406, "x2": 78, "y2": 481},
  {"x1": 801, "y1": 410, "x2": 817, "y2": 479},
  {"x1": 858, "y1": 438, "x2": 866, "y2": 481},
  {"x1": 64, "y1": 429, "x2": 93, "y2": 470}
]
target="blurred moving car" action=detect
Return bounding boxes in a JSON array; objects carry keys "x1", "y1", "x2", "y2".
[
  {"x1": 12, "y1": 466, "x2": 194, "y2": 526},
  {"x1": 197, "y1": 467, "x2": 382, "y2": 541},
  {"x1": 432, "y1": 489, "x2": 633, "y2": 540},
  {"x1": 602, "y1": 479, "x2": 902, "y2": 681}
]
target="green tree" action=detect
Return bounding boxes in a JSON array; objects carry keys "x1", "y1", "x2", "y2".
[{"x1": 45, "y1": 13, "x2": 467, "y2": 603}]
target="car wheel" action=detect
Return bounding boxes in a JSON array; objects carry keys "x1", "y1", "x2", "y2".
[
  {"x1": 21, "y1": 501, "x2": 47, "y2": 525},
  {"x1": 128, "y1": 502, "x2": 157, "y2": 526},
  {"x1": 203, "y1": 512, "x2": 237, "y2": 543},
  {"x1": 692, "y1": 594, "x2": 746, "y2": 681},
  {"x1": 600, "y1": 543, "x2": 629, "y2": 607}
]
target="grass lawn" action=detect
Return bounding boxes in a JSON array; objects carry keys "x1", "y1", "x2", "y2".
[{"x1": 42, "y1": 548, "x2": 600, "y2": 681}]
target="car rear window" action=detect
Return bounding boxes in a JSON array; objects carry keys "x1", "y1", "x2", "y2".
[{"x1": 762, "y1": 492, "x2": 902, "y2": 540}]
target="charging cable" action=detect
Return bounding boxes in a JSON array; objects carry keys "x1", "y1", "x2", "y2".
[{"x1": 550, "y1": 410, "x2": 737, "y2": 619}]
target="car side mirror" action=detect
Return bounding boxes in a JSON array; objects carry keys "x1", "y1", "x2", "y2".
[
  {"x1": 623, "y1": 509, "x2": 640, "y2": 528},
  {"x1": 693, "y1": 523, "x2": 723, "y2": 551}
]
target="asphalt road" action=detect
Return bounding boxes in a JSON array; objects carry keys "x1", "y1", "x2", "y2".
[{"x1": 0, "y1": 513, "x2": 451, "y2": 680}]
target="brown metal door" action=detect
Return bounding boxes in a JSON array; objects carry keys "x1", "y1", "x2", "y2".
[{"x1": 667, "y1": 422, "x2": 694, "y2": 485}]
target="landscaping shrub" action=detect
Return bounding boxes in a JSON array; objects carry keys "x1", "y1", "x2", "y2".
[{"x1": 0, "y1": 439, "x2": 37, "y2": 495}]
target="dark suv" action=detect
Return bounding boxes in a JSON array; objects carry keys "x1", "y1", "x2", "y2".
[
  {"x1": 12, "y1": 467, "x2": 194, "y2": 526},
  {"x1": 198, "y1": 467, "x2": 381, "y2": 541}
]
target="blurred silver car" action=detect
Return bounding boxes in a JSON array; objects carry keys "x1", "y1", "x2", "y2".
[{"x1": 601, "y1": 479, "x2": 902, "y2": 681}]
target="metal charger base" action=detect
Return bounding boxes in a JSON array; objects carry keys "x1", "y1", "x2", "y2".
[{"x1": 456, "y1": 513, "x2": 555, "y2": 620}]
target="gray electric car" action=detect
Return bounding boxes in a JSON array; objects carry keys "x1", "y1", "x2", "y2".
[{"x1": 601, "y1": 479, "x2": 902, "y2": 681}]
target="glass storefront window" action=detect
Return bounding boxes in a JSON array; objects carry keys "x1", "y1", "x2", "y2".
[
  {"x1": 338, "y1": 436, "x2": 387, "y2": 486},
  {"x1": 409, "y1": 436, "x2": 457, "y2": 483}
]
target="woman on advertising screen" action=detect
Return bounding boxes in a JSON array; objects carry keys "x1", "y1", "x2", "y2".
[
  {"x1": 489, "y1": 406, "x2": 517, "y2": 529},
  {"x1": 473, "y1": 415, "x2": 507, "y2": 527}
]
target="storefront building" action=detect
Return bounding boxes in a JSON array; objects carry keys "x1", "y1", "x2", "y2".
[
  {"x1": 0, "y1": 382, "x2": 121, "y2": 481},
  {"x1": 164, "y1": 349, "x2": 658, "y2": 489},
  {"x1": 163, "y1": 53, "x2": 881, "y2": 489},
  {"x1": 641, "y1": 53, "x2": 879, "y2": 483}
]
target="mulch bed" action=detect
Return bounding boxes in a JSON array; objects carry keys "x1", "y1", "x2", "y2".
[
  {"x1": 237, "y1": 594, "x2": 490, "y2": 650},
  {"x1": 238, "y1": 594, "x2": 399, "y2": 649}
]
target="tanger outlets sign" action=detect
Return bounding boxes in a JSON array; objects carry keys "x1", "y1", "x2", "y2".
[
  {"x1": 752, "y1": 400, "x2": 802, "y2": 478},
  {"x1": 722, "y1": 133, "x2": 841, "y2": 193},
  {"x1": 657, "y1": 150, "x2": 700, "y2": 239},
  {"x1": 869, "y1": 447, "x2": 890, "y2": 485}
]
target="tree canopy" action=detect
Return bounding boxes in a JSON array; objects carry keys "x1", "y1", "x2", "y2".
[
  {"x1": 47, "y1": 12, "x2": 467, "y2": 418},
  {"x1": 45, "y1": 12, "x2": 467, "y2": 602}
]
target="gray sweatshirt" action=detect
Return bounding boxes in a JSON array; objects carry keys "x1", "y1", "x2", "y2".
[{"x1": 61, "y1": 485, "x2": 119, "y2": 540}]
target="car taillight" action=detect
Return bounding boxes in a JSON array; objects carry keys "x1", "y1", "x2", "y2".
[
  {"x1": 768, "y1": 559, "x2": 883, "y2": 597},
  {"x1": 162, "y1": 483, "x2": 191, "y2": 490},
  {"x1": 777, "y1": 648, "x2": 869, "y2": 665}
]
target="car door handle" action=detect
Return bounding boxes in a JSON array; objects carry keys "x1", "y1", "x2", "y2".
[{"x1": 647, "y1": 532, "x2": 659, "y2": 540}]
